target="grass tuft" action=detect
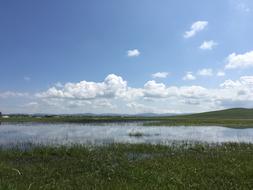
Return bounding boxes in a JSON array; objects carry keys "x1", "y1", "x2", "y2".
[{"x1": 128, "y1": 132, "x2": 144, "y2": 137}]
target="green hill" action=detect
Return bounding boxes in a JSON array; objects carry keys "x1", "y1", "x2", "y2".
[
  {"x1": 144, "y1": 108, "x2": 253, "y2": 127},
  {"x1": 174, "y1": 108, "x2": 253, "y2": 120}
]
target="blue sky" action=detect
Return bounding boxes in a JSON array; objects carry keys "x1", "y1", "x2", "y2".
[{"x1": 1, "y1": 0, "x2": 253, "y2": 114}]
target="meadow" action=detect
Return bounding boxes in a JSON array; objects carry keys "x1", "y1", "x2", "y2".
[{"x1": 0, "y1": 143, "x2": 253, "y2": 190}]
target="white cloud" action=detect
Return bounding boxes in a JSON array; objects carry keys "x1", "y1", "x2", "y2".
[
  {"x1": 24, "y1": 76, "x2": 31, "y2": 81},
  {"x1": 143, "y1": 80, "x2": 169, "y2": 98},
  {"x1": 182, "y1": 72, "x2": 196, "y2": 80},
  {"x1": 220, "y1": 79, "x2": 241, "y2": 89},
  {"x1": 184, "y1": 21, "x2": 208, "y2": 38},
  {"x1": 197, "y1": 68, "x2": 213, "y2": 76},
  {"x1": 127, "y1": 49, "x2": 140, "y2": 57},
  {"x1": 126, "y1": 102, "x2": 153, "y2": 113},
  {"x1": 0, "y1": 91, "x2": 29, "y2": 98},
  {"x1": 37, "y1": 74, "x2": 127, "y2": 100},
  {"x1": 22, "y1": 102, "x2": 38, "y2": 107},
  {"x1": 237, "y1": 3, "x2": 250, "y2": 12},
  {"x1": 92, "y1": 99, "x2": 116, "y2": 109},
  {"x1": 217, "y1": 76, "x2": 253, "y2": 108},
  {"x1": 27, "y1": 102, "x2": 38, "y2": 106},
  {"x1": 151, "y1": 72, "x2": 169, "y2": 79},
  {"x1": 217, "y1": 71, "x2": 225, "y2": 77},
  {"x1": 225, "y1": 50, "x2": 253, "y2": 69},
  {"x1": 126, "y1": 102, "x2": 179, "y2": 114},
  {"x1": 32, "y1": 74, "x2": 253, "y2": 113},
  {"x1": 199, "y1": 40, "x2": 218, "y2": 50}
]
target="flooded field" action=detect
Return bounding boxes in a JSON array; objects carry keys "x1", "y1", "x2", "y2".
[{"x1": 1, "y1": 122, "x2": 253, "y2": 147}]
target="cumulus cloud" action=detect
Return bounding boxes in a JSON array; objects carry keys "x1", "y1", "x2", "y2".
[
  {"x1": 225, "y1": 50, "x2": 253, "y2": 69},
  {"x1": 37, "y1": 74, "x2": 127, "y2": 100},
  {"x1": 182, "y1": 72, "x2": 196, "y2": 81},
  {"x1": 199, "y1": 40, "x2": 218, "y2": 50},
  {"x1": 151, "y1": 72, "x2": 169, "y2": 79},
  {"x1": 34, "y1": 74, "x2": 253, "y2": 114},
  {"x1": 143, "y1": 80, "x2": 169, "y2": 98},
  {"x1": 197, "y1": 68, "x2": 213, "y2": 76},
  {"x1": 184, "y1": 21, "x2": 208, "y2": 38},
  {"x1": 217, "y1": 76, "x2": 253, "y2": 108},
  {"x1": 127, "y1": 49, "x2": 140, "y2": 57}
]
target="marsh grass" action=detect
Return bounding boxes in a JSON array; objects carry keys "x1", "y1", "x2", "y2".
[
  {"x1": 144, "y1": 118, "x2": 253, "y2": 128},
  {"x1": 1, "y1": 143, "x2": 253, "y2": 189},
  {"x1": 128, "y1": 132, "x2": 144, "y2": 137}
]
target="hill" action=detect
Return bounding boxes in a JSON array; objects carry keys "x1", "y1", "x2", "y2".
[{"x1": 173, "y1": 108, "x2": 253, "y2": 120}]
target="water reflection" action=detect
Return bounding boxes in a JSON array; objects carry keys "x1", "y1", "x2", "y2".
[{"x1": 0, "y1": 123, "x2": 253, "y2": 147}]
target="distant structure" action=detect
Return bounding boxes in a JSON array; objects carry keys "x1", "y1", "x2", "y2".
[{"x1": 0, "y1": 112, "x2": 2, "y2": 117}]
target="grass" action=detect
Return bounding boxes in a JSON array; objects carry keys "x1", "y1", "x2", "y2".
[
  {"x1": 2, "y1": 108, "x2": 253, "y2": 128},
  {"x1": 144, "y1": 118, "x2": 253, "y2": 128},
  {"x1": 177, "y1": 108, "x2": 253, "y2": 119},
  {"x1": 0, "y1": 115, "x2": 154, "y2": 123},
  {"x1": 145, "y1": 108, "x2": 253, "y2": 127},
  {"x1": 1, "y1": 108, "x2": 253, "y2": 189},
  {"x1": 1, "y1": 143, "x2": 253, "y2": 189},
  {"x1": 128, "y1": 132, "x2": 144, "y2": 137}
]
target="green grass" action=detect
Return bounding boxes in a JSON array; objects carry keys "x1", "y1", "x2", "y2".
[
  {"x1": 144, "y1": 118, "x2": 253, "y2": 128},
  {"x1": 128, "y1": 131, "x2": 144, "y2": 137},
  {"x1": 174, "y1": 108, "x2": 253, "y2": 119},
  {"x1": 1, "y1": 143, "x2": 253, "y2": 189},
  {"x1": 145, "y1": 108, "x2": 253, "y2": 127},
  {"x1": 2, "y1": 108, "x2": 253, "y2": 128},
  {"x1": 0, "y1": 115, "x2": 150, "y2": 123}
]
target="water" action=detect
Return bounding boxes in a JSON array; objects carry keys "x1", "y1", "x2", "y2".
[{"x1": 1, "y1": 122, "x2": 253, "y2": 147}]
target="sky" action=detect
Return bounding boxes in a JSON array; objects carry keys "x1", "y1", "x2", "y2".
[{"x1": 1, "y1": 0, "x2": 253, "y2": 114}]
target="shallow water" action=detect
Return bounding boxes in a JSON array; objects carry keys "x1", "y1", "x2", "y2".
[{"x1": 1, "y1": 122, "x2": 253, "y2": 147}]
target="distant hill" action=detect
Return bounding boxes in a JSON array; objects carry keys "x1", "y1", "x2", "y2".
[
  {"x1": 3, "y1": 108, "x2": 253, "y2": 120},
  {"x1": 173, "y1": 108, "x2": 253, "y2": 120},
  {"x1": 4, "y1": 112, "x2": 177, "y2": 117}
]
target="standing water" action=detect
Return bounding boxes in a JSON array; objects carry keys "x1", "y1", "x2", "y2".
[{"x1": 1, "y1": 122, "x2": 253, "y2": 147}]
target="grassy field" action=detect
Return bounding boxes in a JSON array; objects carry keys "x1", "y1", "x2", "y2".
[
  {"x1": 1, "y1": 108, "x2": 253, "y2": 127},
  {"x1": 145, "y1": 108, "x2": 253, "y2": 128},
  {"x1": 174, "y1": 108, "x2": 253, "y2": 119},
  {"x1": 0, "y1": 143, "x2": 253, "y2": 190}
]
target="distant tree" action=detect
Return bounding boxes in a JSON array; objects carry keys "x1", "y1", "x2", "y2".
[{"x1": 0, "y1": 112, "x2": 2, "y2": 117}]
